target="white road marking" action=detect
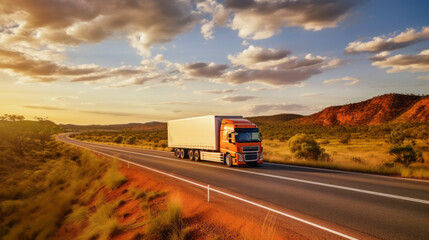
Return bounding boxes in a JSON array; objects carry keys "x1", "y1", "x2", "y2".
[
  {"x1": 264, "y1": 162, "x2": 429, "y2": 183},
  {"x1": 60, "y1": 136, "x2": 358, "y2": 240},
  {"x1": 61, "y1": 136, "x2": 429, "y2": 205}
]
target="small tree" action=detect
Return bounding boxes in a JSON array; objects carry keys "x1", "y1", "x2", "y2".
[
  {"x1": 126, "y1": 136, "x2": 137, "y2": 144},
  {"x1": 114, "y1": 135, "x2": 123, "y2": 144},
  {"x1": 389, "y1": 144, "x2": 424, "y2": 167},
  {"x1": 288, "y1": 134, "x2": 329, "y2": 161}
]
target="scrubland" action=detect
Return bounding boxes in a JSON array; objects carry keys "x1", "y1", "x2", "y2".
[
  {"x1": 0, "y1": 118, "x2": 189, "y2": 240},
  {"x1": 71, "y1": 122, "x2": 429, "y2": 179}
]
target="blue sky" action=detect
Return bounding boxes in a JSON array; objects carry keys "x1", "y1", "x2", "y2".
[{"x1": 0, "y1": 0, "x2": 428, "y2": 124}]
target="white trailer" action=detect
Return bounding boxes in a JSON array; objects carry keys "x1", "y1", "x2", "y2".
[{"x1": 168, "y1": 115, "x2": 242, "y2": 162}]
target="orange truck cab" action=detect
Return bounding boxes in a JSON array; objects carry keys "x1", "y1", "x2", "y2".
[
  {"x1": 168, "y1": 115, "x2": 263, "y2": 167},
  {"x1": 220, "y1": 118, "x2": 263, "y2": 166}
]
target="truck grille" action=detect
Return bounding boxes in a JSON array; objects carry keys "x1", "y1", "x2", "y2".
[
  {"x1": 244, "y1": 153, "x2": 258, "y2": 161},
  {"x1": 242, "y1": 146, "x2": 259, "y2": 153}
]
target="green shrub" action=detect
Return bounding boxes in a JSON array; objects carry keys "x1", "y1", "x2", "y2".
[
  {"x1": 288, "y1": 134, "x2": 329, "y2": 161},
  {"x1": 126, "y1": 136, "x2": 137, "y2": 144},
  {"x1": 113, "y1": 135, "x2": 123, "y2": 144},
  {"x1": 389, "y1": 144, "x2": 424, "y2": 167}
]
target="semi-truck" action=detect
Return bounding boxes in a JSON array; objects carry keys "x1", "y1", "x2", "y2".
[{"x1": 168, "y1": 115, "x2": 263, "y2": 167}]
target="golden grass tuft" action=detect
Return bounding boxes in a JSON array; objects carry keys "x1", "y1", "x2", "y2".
[
  {"x1": 103, "y1": 159, "x2": 127, "y2": 190},
  {"x1": 78, "y1": 199, "x2": 121, "y2": 240},
  {"x1": 146, "y1": 199, "x2": 191, "y2": 240}
]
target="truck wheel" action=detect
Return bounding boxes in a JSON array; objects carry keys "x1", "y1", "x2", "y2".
[
  {"x1": 179, "y1": 149, "x2": 185, "y2": 159},
  {"x1": 225, "y1": 154, "x2": 232, "y2": 167},
  {"x1": 193, "y1": 150, "x2": 200, "y2": 161},
  {"x1": 188, "y1": 149, "x2": 194, "y2": 160},
  {"x1": 174, "y1": 149, "x2": 181, "y2": 158}
]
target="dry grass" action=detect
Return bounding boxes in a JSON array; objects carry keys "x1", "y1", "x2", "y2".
[
  {"x1": 146, "y1": 199, "x2": 191, "y2": 240},
  {"x1": 103, "y1": 159, "x2": 128, "y2": 190},
  {"x1": 78, "y1": 198, "x2": 121, "y2": 240},
  {"x1": 263, "y1": 138, "x2": 429, "y2": 178}
]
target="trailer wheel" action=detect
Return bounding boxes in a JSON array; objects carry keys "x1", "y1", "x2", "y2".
[
  {"x1": 193, "y1": 150, "x2": 200, "y2": 161},
  {"x1": 225, "y1": 154, "x2": 232, "y2": 167},
  {"x1": 174, "y1": 149, "x2": 181, "y2": 158},
  {"x1": 188, "y1": 149, "x2": 194, "y2": 160},
  {"x1": 179, "y1": 149, "x2": 185, "y2": 159}
]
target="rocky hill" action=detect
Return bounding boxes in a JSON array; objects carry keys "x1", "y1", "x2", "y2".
[{"x1": 294, "y1": 94, "x2": 427, "y2": 126}]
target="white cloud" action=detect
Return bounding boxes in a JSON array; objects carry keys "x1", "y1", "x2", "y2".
[
  {"x1": 221, "y1": 46, "x2": 339, "y2": 86},
  {"x1": 345, "y1": 26, "x2": 429, "y2": 54},
  {"x1": 195, "y1": 89, "x2": 239, "y2": 94},
  {"x1": 249, "y1": 103, "x2": 308, "y2": 114},
  {"x1": 224, "y1": 0, "x2": 360, "y2": 40},
  {"x1": 178, "y1": 62, "x2": 228, "y2": 78},
  {"x1": 371, "y1": 49, "x2": 429, "y2": 73},
  {"x1": 323, "y1": 76, "x2": 360, "y2": 85}
]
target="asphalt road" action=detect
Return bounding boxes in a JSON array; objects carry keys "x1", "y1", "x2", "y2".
[{"x1": 58, "y1": 134, "x2": 429, "y2": 240}]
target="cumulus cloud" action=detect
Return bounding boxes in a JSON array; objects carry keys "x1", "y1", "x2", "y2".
[
  {"x1": 195, "y1": 89, "x2": 239, "y2": 94},
  {"x1": 219, "y1": 95, "x2": 256, "y2": 102},
  {"x1": 371, "y1": 49, "x2": 429, "y2": 73},
  {"x1": 323, "y1": 76, "x2": 360, "y2": 85},
  {"x1": 228, "y1": 45, "x2": 290, "y2": 69},
  {"x1": 345, "y1": 26, "x2": 429, "y2": 54},
  {"x1": 197, "y1": 0, "x2": 229, "y2": 40},
  {"x1": 0, "y1": 0, "x2": 198, "y2": 56},
  {"x1": 220, "y1": 45, "x2": 339, "y2": 86},
  {"x1": 0, "y1": 48, "x2": 103, "y2": 82},
  {"x1": 224, "y1": 0, "x2": 360, "y2": 40},
  {"x1": 249, "y1": 103, "x2": 308, "y2": 114},
  {"x1": 178, "y1": 62, "x2": 228, "y2": 78}
]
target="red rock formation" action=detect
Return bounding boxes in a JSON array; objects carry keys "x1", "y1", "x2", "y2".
[{"x1": 295, "y1": 94, "x2": 425, "y2": 126}]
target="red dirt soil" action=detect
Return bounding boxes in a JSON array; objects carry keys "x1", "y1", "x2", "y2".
[{"x1": 55, "y1": 157, "x2": 376, "y2": 240}]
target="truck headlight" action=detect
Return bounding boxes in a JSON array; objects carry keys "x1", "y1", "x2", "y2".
[
  {"x1": 236, "y1": 153, "x2": 244, "y2": 162},
  {"x1": 260, "y1": 152, "x2": 263, "y2": 161}
]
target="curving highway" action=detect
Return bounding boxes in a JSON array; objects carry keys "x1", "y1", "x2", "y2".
[{"x1": 58, "y1": 133, "x2": 429, "y2": 240}]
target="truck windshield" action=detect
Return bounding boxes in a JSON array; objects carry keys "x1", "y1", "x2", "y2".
[{"x1": 235, "y1": 128, "x2": 261, "y2": 143}]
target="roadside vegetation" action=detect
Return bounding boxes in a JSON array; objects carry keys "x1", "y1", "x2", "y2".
[
  {"x1": 71, "y1": 121, "x2": 429, "y2": 179},
  {"x1": 0, "y1": 115, "x2": 190, "y2": 240},
  {"x1": 71, "y1": 129, "x2": 168, "y2": 151}
]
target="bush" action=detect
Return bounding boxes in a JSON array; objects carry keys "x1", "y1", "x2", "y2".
[
  {"x1": 288, "y1": 134, "x2": 329, "y2": 161},
  {"x1": 113, "y1": 135, "x2": 123, "y2": 144},
  {"x1": 126, "y1": 136, "x2": 137, "y2": 144},
  {"x1": 339, "y1": 134, "x2": 351, "y2": 144},
  {"x1": 389, "y1": 144, "x2": 424, "y2": 167},
  {"x1": 387, "y1": 130, "x2": 405, "y2": 146}
]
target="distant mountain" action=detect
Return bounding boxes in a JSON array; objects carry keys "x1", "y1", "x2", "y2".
[
  {"x1": 60, "y1": 121, "x2": 166, "y2": 131},
  {"x1": 294, "y1": 94, "x2": 428, "y2": 126}
]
